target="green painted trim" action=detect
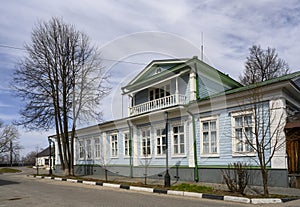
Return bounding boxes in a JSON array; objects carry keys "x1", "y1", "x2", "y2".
[
  {"x1": 124, "y1": 63, "x2": 189, "y2": 92},
  {"x1": 70, "y1": 164, "x2": 272, "y2": 171},
  {"x1": 197, "y1": 165, "x2": 271, "y2": 169},
  {"x1": 195, "y1": 62, "x2": 200, "y2": 99},
  {"x1": 123, "y1": 58, "x2": 189, "y2": 90},
  {"x1": 124, "y1": 57, "x2": 244, "y2": 95},
  {"x1": 133, "y1": 165, "x2": 190, "y2": 169}
]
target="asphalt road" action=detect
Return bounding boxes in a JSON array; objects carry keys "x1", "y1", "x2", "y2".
[{"x1": 0, "y1": 167, "x2": 300, "y2": 207}]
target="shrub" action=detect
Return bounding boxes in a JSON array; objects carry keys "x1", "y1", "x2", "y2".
[{"x1": 221, "y1": 162, "x2": 249, "y2": 194}]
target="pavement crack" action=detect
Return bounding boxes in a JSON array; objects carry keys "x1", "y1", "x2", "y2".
[{"x1": 8, "y1": 197, "x2": 22, "y2": 201}]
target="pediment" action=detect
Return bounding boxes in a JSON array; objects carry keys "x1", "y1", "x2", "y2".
[
  {"x1": 121, "y1": 56, "x2": 243, "y2": 95},
  {"x1": 122, "y1": 59, "x2": 188, "y2": 93}
]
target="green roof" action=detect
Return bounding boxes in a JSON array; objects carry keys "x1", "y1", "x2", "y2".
[
  {"x1": 198, "y1": 71, "x2": 300, "y2": 101},
  {"x1": 122, "y1": 56, "x2": 242, "y2": 93}
]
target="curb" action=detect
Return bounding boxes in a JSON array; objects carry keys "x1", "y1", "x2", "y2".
[{"x1": 29, "y1": 175, "x2": 298, "y2": 204}]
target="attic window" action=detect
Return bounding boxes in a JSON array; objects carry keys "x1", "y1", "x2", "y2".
[{"x1": 156, "y1": 67, "x2": 162, "y2": 74}]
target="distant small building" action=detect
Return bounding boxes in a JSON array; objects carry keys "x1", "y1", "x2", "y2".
[{"x1": 35, "y1": 147, "x2": 54, "y2": 170}]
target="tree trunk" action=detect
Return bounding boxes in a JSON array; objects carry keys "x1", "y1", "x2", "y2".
[
  {"x1": 261, "y1": 168, "x2": 269, "y2": 196},
  {"x1": 105, "y1": 169, "x2": 108, "y2": 182},
  {"x1": 70, "y1": 125, "x2": 76, "y2": 176}
]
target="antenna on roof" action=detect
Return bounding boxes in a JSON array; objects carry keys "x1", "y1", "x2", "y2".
[{"x1": 201, "y1": 32, "x2": 204, "y2": 61}]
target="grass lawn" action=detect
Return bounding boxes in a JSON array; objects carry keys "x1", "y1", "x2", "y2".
[
  {"x1": 170, "y1": 183, "x2": 214, "y2": 194},
  {"x1": 0, "y1": 168, "x2": 22, "y2": 174}
]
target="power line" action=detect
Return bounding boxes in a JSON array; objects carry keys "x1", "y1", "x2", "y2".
[
  {"x1": 0, "y1": 44, "x2": 26, "y2": 51},
  {"x1": 0, "y1": 44, "x2": 147, "y2": 65},
  {"x1": 102, "y1": 58, "x2": 146, "y2": 66}
]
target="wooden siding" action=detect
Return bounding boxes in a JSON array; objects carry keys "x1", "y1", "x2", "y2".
[
  {"x1": 73, "y1": 103, "x2": 274, "y2": 168},
  {"x1": 198, "y1": 76, "x2": 229, "y2": 99}
]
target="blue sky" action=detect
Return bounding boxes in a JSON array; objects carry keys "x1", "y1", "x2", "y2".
[{"x1": 1, "y1": 0, "x2": 300, "y2": 156}]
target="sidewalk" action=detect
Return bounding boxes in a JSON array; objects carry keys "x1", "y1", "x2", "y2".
[
  {"x1": 19, "y1": 166, "x2": 300, "y2": 198},
  {"x1": 81, "y1": 173, "x2": 300, "y2": 197}
]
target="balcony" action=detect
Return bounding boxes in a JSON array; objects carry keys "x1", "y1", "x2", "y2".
[{"x1": 129, "y1": 94, "x2": 186, "y2": 116}]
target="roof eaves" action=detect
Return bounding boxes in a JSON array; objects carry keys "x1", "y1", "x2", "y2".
[{"x1": 196, "y1": 71, "x2": 300, "y2": 101}]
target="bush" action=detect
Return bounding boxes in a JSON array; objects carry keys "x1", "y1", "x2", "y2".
[{"x1": 221, "y1": 162, "x2": 249, "y2": 194}]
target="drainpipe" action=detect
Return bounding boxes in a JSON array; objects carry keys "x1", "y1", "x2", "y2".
[
  {"x1": 194, "y1": 60, "x2": 200, "y2": 99},
  {"x1": 185, "y1": 106, "x2": 199, "y2": 182},
  {"x1": 127, "y1": 120, "x2": 133, "y2": 178}
]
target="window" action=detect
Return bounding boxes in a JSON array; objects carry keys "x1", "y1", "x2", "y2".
[
  {"x1": 94, "y1": 138, "x2": 100, "y2": 158},
  {"x1": 232, "y1": 112, "x2": 254, "y2": 154},
  {"x1": 200, "y1": 118, "x2": 219, "y2": 156},
  {"x1": 141, "y1": 129, "x2": 151, "y2": 156},
  {"x1": 156, "y1": 128, "x2": 166, "y2": 155},
  {"x1": 111, "y1": 134, "x2": 118, "y2": 157},
  {"x1": 86, "y1": 139, "x2": 92, "y2": 159},
  {"x1": 172, "y1": 125, "x2": 185, "y2": 155},
  {"x1": 149, "y1": 84, "x2": 171, "y2": 101},
  {"x1": 124, "y1": 132, "x2": 130, "y2": 157},
  {"x1": 79, "y1": 140, "x2": 84, "y2": 159}
]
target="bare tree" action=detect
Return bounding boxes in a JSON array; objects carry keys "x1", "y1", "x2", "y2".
[
  {"x1": 239, "y1": 45, "x2": 289, "y2": 85},
  {"x1": 22, "y1": 150, "x2": 37, "y2": 165},
  {"x1": 233, "y1": 86, "x2": 286, "y2": 196},
  {"x1": 13, "y1": 17, "x2": 109, "y2": 175},
  {"x1": 0, "y1": 121, "x2": 21, "y2": 165}
]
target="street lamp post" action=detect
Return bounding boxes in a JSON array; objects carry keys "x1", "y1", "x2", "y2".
[
  {"x1": 48, "y1": 137, "x2": 53, "y2": 175},
  {"x1": 164, "y1": 112, "x2": 171, "y2": 187}
]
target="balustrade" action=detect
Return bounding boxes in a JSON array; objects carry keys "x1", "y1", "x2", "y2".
[{"x1": 129, "y1": 94, "x2": 186, "y2": 116}]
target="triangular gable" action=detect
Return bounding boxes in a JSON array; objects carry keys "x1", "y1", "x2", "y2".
[
  {"x1": 122, "y1": 56, "x2": 243, "y2": 95},
  {"x1": 122, "y1": 58, "x2": 188, "y2": 93}
]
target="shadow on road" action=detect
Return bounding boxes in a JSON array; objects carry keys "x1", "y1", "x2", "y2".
[{"x1": 0, "y1": 179, "x2": 20, "y2": 186}]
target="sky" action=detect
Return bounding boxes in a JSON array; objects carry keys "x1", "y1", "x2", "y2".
[{"x1": 1, "y1": 0, "x2": 300, "y2": 156}]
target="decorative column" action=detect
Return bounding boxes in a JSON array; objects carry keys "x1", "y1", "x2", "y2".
[
  {"x1": 189, "y1": 71, "x2": 197, "y2": 101},
  {"x1": 175, "y1": 77, "x2": 179, "y2": 104}
]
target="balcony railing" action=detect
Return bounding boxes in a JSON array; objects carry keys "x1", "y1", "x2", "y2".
[{"x1": 129, "y1": 94, "x2": 186, "y2": 116}]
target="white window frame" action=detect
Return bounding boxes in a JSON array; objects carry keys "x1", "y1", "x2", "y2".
[
  {"x1": 94, "y1": 137, "x2": 100, "y2": 159},
  {"x1": 110, "y1": 133, "x2": 118, "y2": 158},
  {"x1": 86, "y1": 139, "x2": 92, "y2": 160},
  {"x1": 231, "y1": 110, "x2": 255, "y2": 156},
  {"x1": 79, "y1": 140, "x2": 84, "y2": 159},
  {"x1": 171, "y1": 123, "x2": 186, "y2": 157},
  {"x1": 141, "y1": 128, "x2": 151, "y2": 157},
  {"x1": 123, "y1": 132, "x2": 130, "y2": 157},
  {"x1": 155, "y1": 127, "x2": 166, "y2": 157},
  {"x1": 149, "y1": 82, "x2": 171, "y2": 101},
  {"x1": 200, "y1": 116, "x2": 219, "y2": 157}
]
